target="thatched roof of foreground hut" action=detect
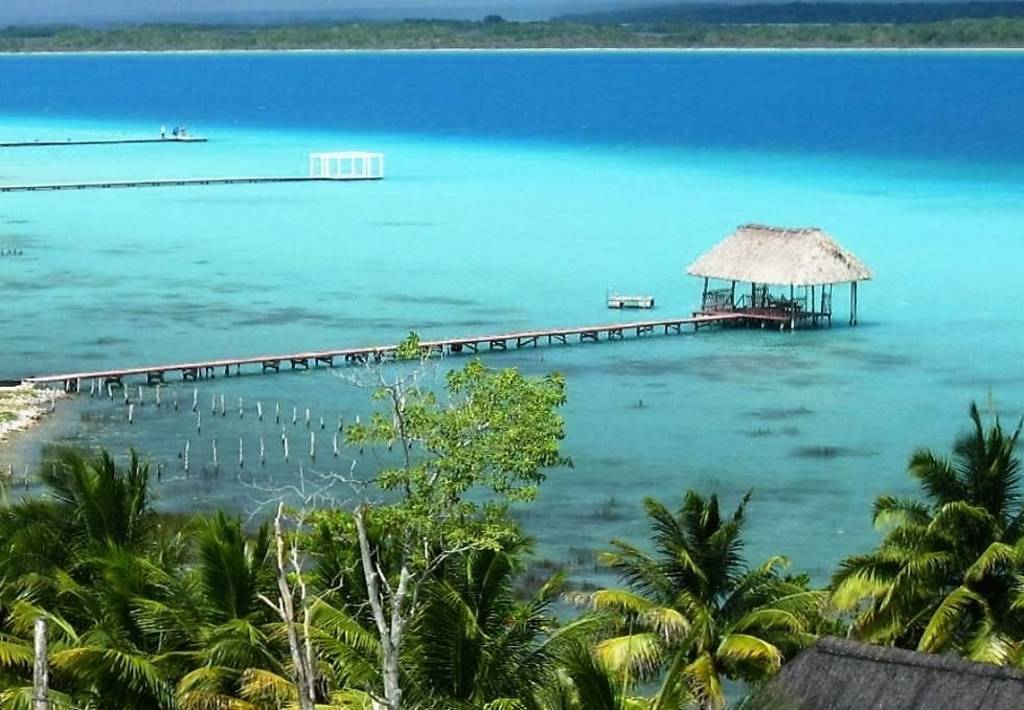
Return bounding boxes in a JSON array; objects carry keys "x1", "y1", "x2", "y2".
[
  {"x1": 750, "y1": 637, "x2": 1024, "y2": 710},
  {"x1": 687, "y1": 224, "x2": 872, "y2": 287}
]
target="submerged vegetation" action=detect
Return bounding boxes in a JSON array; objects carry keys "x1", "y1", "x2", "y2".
[
  {"x1": 4, "y1": 15, "x2": 1024, "y2": 51},
  {"x1": 3, "y1": 341, "x2": 1024, "y2": 706}
]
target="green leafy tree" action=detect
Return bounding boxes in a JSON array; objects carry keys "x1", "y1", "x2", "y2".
[
  {"x1": 832, "y1": 402, "x2": 1024, "y2": 664},
  {"x1": 343, "y1": 333, "x2": 569, "y2": 710},
  {"x1": 581, "y1": 491, "x2": 824, "y2": 710}
]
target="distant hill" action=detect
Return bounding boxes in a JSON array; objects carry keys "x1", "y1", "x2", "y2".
[{"x1": 557, "y1": 1, "x2": 1024, "y2": 25}]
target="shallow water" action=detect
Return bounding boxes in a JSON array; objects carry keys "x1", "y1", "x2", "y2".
[{"x1": 2, "y1": 50, "x2": 1024, "y2": 585}]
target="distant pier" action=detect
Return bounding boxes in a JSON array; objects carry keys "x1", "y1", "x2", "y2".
[
  {"x1": 0, "y1": 137, "x2": 207, "y2": 148},
  {"x1": 0, "y1": 149, "x2": 386, "y2": 192},
  {"x1": 24, "y1": 312, "x2": 789, "y2": 391},
  {"x1": 0, "y1": 175, "x2": 381, "y2": 193}
]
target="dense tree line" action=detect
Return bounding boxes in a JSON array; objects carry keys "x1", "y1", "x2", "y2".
[
  {"x1": 559, "y1": 1, "x2": 1024, "y2": 26},
  {"x1": 3, "y1": 17, "x2": 1024, "y2": 51},
  {"x1": 2, "y1": 347, "x2": 1024, "y2": 707}
]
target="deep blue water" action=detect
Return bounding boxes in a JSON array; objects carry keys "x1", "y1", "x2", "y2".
[{"x1": 4, "y1": 51, "x2": 1024, "y2": 162}]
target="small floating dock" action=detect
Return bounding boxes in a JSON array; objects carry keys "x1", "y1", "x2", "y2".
[
  {"x1": 24, "y1": 312, "x2": 788, "y2": 391},
  {"x1": 0, "y1": 137, "x2": 207, "y2": 148},
  {"x1": 607, "y1": 293, "x2": 655, "y2": 309}
]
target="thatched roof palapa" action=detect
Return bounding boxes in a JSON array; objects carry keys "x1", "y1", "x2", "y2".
[
  {"x1": 750, "y1": 637, "x2": 1024, "y2": 710},
  {"x1": 687, "y1": 224, "x2": 872, "y2": 287}
]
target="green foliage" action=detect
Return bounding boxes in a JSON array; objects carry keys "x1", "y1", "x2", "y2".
[
  {"x1": 345, "y1": 351, "x2": 569, "y2": 558},
  {"x1": 7, "y1": 396, "x2": 1024, "y2": 707},
  {"x1": 832, "y1": 402, "x2": 1024, "y2": 664},
  {"x1": 3, "y1": 16, "x2": 1024, "y2": 51},
  {"x1": 581, "y1": 491, "x2": 826, "y2": 709}
]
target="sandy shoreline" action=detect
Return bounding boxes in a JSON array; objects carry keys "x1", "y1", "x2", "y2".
[{"x1": 0, "y1": 384, "x2": 62, "y2": 447}]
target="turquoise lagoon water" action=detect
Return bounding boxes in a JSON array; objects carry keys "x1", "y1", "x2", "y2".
[{"x1": 2, "y1": 51, "x2": 1024, "y2": 584}]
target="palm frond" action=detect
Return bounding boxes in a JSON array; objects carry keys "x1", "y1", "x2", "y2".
[{"x1": 593, "y1": 633, "x2": 665, "y2": 677}]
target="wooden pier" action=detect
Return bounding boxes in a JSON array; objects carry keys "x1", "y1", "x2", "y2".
[
  {"x1": 0, "y1": 137, "x2": 207, "y2": 148},
  {"x1": 23, "y1": 312, "x2": 789, "y2": 391},
  {"x1": 0, "y1": 175, "x2": 380, "y2": 193}
]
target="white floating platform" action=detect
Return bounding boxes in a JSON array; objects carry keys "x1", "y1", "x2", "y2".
[{"x1": 607, "y1": 294, "x2": 655, "y2": 309}]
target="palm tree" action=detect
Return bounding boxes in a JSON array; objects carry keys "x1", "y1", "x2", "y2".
[
  {"x1": 152, "y1": 512, "x2": 288, "y2": 709},
  {"x1": 582, "y1": 491, "x2": 823, "y2": 710},
  {"x1": 406, "y1": 544, "x2": 566, "y2": 708},
  {"x1": 306, "y1": 512, "x2": 579, "y2": 709},
  {"x1": 832, "y1": 402, "x2": 1024, "y2": 664},
  {"x1": 540, "y1": 640, "x2": 652, "y2": 710},
  {"x1": 0, "y1": 447, "x2": 177, "y2": 708}
]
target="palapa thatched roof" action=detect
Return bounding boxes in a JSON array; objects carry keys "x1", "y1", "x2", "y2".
[
  {"x1": 686, "y1": 224, "x2": 872, "y2": 287},
  {"x1": 749, "y1": 637, "x2": 1024, "y2": 710}
]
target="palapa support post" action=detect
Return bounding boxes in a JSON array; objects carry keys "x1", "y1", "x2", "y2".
[
  {"x1": 702, "y1": 277, "x2": 709, "y2": 311},
  {"x1": 789, "y1": 284, "x2": 796, "y2": 331},
  {"x1": 850, "y1": 281, "x2": 858, "y2": 325}
]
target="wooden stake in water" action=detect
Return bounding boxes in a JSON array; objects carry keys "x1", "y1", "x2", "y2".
[
  {"x1": 137, "y1": 385, "x2": 144, "y2": 406},
  {"x1": 127, "y1": 403, "x2": 134, "y2": 424},
  {"x1": 283, "y1": 435, "x2": 289, "y2": 462},
  {"x1": 319, "y1": 415, "x2": 325, "y2": 430},
  {"x1": 192, "y1": 387, "x2": 198, "y2": 413},
  {"x1": 238, "y1": 438, "x2": 244, "y2": 468},
  {"x1": 108, "y1": 384, "x2": 114, "y2": 401},
  {"x1": 49, "y1": 391, "x2": 56, "y2": 413},
  {"x1": 333, "y1": 432, "x2": 339, "y2": 457},
  {"x1": 292, "y1": 406, "x2": 297, "y2": 425},
  {"x1": 155, "y1": 385, "x2": 161, "y2": 408},
  {"x1": 211, "y1": 394, "x2": 216, "y2": 415},
  {"x1": 220, "y1": 394, "x2": 226, "y2": 418},
  {"x1": 338, "y1": 414, "x2": 344, "y2": 431},
  {"x1": 184, "y1": 439, "x2": 190, "y2": 475},
  {"x1": 173, "y1": 388, "x2": 179, "y2": 411},
  {"x1": 212, "y1": 439, "x2": 219, "y2": 469},
  {"x1": 260, "y1": 436, "x2": 265, "y2": 466},
  {"x1": 309, "y1": 431, "x2": 316, "y2": 460},
  {"x1": 257, "y1": 401, "x2": 263, "y2": 421},
  {"x1": 238, "y1": 397, "x2": 244, "y2": 419},
  {"x1": 196, "y1": 410, "x2": 202, "y2": 435},
  {"x1": 275, "y1": 402, "x2": 280, "y2": 424},
  {"x1": 305, "y1": 408, "x2": 311, "y2": 428}
]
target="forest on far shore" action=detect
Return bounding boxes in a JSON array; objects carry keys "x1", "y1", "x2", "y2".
[{"x1": 4, "y1": 11, "x2": 1024, "y2": 51}]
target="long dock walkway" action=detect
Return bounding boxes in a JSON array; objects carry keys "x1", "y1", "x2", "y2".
[
  {"x1": 1, "y1": 137, "x2": 207, "y2": 148},
  {"x1": 0, "y1": 175, "x2": 380, "y2": 193},
  {"x1": 24, "y1": 312, "x2": 787, "y2": 391}
]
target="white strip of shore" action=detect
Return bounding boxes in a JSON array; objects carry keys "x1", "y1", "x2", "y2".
[
  {"x1": 2, "y1": 47, "x2": 1024, "y2": 57},
  {"x1": 0, "y1": 384, "x2": 63, "y2": 446}
]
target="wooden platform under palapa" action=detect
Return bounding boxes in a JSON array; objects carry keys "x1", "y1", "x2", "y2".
[{"x1": 686, "y1": 224, "x2": 873, "y2": 329}]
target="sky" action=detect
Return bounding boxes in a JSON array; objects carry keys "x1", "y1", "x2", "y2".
[{"x1": 0, "y1": 0, "x2": 663, "y2": 24}]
